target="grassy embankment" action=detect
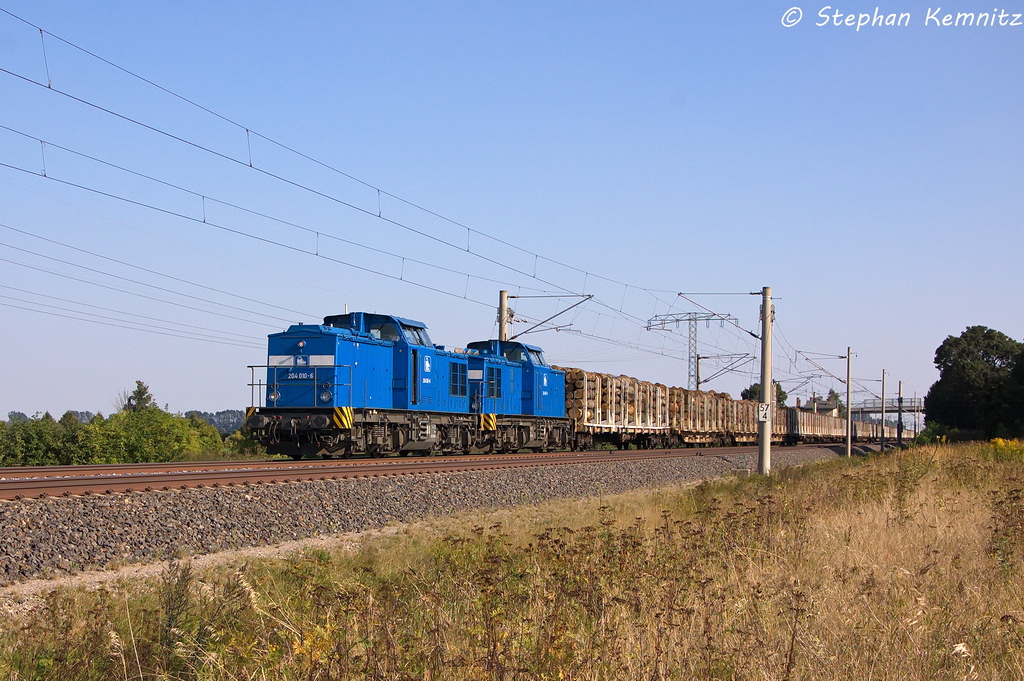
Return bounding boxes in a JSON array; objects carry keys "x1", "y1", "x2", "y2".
[{"x1": 3, "y1": 441, "x2": 1024, "y2": 679}]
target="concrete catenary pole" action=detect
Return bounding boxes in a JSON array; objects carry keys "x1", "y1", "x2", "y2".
[
  {"x1": 498, "y1": 290, "x2": 509, "y2": 342},
  {"x1": 758, "y1": 287, "x2": 773, "y2": 476},
  {"x1": 880, "y1": 369, "x2": 886, "y2": 450},
  {"x1": 846, "y1": 347, "x2": 852, "y2": 457},
  {"x1": 897, "y1": 380, "x2": 904, "y2": 447},
  {"x1": 914, "y1": 391, "x2": 919, "y2": 437}
]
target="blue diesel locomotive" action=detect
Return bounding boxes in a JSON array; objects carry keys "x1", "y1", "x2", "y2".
[{"x1": 245, "y1": 312, "x2": 571, "y2": 458}]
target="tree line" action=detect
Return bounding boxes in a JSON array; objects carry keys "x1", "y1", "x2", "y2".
[{"x1": 0, "y1": 381, "x2": 261, "y2": 466}]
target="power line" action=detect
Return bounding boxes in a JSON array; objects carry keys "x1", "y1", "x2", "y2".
[
  {"x1": 0, "y1": 287, "x2": 264, "y2": 345},
  {"x1": 0, "y1": 174, "x2": 378, "y2": 310},
  {"x1": 0, "y1": 65, "x2": 704, "y2": 358},
  {"x1": 0, "y1": 299, "x2": 263, "y2": 349},
  {"x1": 0, "y1": 67, "x2": 588, "y2": 299},
  {"x1": 0, "y1": 165, "x2": 701, "y2": 364},
  {"x1": 0, "y1": 237, "x2": 292, "y2": 325},
  {"x1": 0, "y1": 164, "x2": 706, "y2": 365},
  {"x1": 0, "y1": 124, "x2": 560, "y2": 297},
  {"x1": 0, "y1": 28, "x2": 697, "y2": 338},
  {"x1": 0, "y1": 162, "x2": 498, "y2": 309},
  {"x1": 0, "y1": 12, "x2": 801, "y2": 367},
  {"x1": 0, "y1": 251, "x2": 282, "y2": 328},
  {"x1": 0, "y1": 220, "x2": 315, "y2": 321},
  {"x1": 0, "y1": 7, "x2": 686, "y2": 297},
  {"x1": 676, "y1": 293, "x2": 760, "y2": 339},
  {"x1": 0, "y1": 158, "x2": 708, "y2": 360}
]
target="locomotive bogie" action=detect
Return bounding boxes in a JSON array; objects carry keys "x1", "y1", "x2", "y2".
[{"x1": 251, "y1": 406, "x2": 572, "y2": 458}]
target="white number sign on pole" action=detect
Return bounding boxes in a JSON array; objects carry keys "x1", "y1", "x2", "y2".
[{"x1": 757, "y1": 402, "x2": 770, "y2": 422}]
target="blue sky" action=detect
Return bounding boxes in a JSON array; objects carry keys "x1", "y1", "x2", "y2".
[{"x1": 1, "y1": 1, "x2": 1021, "y2": 418}]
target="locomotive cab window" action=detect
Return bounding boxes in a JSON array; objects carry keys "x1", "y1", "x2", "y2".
[
  {"x1": 401, "y1": 324, "x2": 432, "y2": 347},
  {"x1": 368, "y1": 319, "x2": 401, "y2": 342},
  {"x1": 501, "y1": 346, "x2": 528, "y2": 362},
  {"x1": 485, "y1": 367, "x2": 502, "y2": 398},
  {"x1": 528, "y1": 349, "x2": 548, "y2": 366},
  {"x1": 322, "y1": 313, "x2": 356, "y2": 329},
  {"x1": 450, "y1": 362, "x2": 468, "y2": 397}
]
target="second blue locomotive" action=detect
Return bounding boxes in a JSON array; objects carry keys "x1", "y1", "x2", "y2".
[{"x1": 245, "y1": 312, "x2": 571, "y2": 458}]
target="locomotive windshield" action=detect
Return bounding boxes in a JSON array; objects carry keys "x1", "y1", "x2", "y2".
[
  {"x1": 401, "y1": 324, "x2": 432, "y2": 346},
  {"x1": 528, "y1": 349, "x2": 548, "y2": 366},
  {"x1": 501, "y1": 346, "x2": 528, "y2": 362}
]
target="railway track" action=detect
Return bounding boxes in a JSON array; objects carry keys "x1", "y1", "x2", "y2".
[
  {"x1": 0, "y1": 452, "x2": 553, "y2": 481},
  {"x1": 0, "y1": 445, "x2": 795, "y2": 501}
]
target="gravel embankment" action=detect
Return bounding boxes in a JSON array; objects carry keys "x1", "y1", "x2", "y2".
[{"x1": 0, "y1": 445, "x2": 869, "y2": 585}]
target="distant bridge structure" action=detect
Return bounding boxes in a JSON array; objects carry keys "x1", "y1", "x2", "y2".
[{"x1": 852, "y1": 397, "x2": 924, "y2": 414}]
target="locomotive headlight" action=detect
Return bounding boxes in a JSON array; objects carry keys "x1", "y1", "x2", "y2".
[
  {"x1": 297, "y1": 340, "x2": 306, "y2": 348},
  {"x1": 269, "y1": 390, "x2": 281, "y2": 402},
  {"x1": 320, "y1": 390, "x2": 333, "y2": 402}
]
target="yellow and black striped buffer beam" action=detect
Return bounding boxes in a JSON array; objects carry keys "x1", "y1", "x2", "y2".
[
  {"x1": 480, "y1": 413, "x2": 497, "y2": 431},
  {"x1": 333, "y1": 407, "x2": 354, "y2": 429},
  {"x1": 245, "y1": 407, "x2": 256, "y2": 420}
]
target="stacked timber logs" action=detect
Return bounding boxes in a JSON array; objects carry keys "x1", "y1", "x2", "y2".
[
  {"x1": 668, "y1": 387, "x2": 735, "y2": 434},
  {"x1": 556, "y1": 366, "x2": 595, "y2": 422},
  {"x1": 668, "y1": 387, "x2": 686, "y2": 431},
  {"x1": 555, "y1": 366, "x2": 669, "y2": 430}
]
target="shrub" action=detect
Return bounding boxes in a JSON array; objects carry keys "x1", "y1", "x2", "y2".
[
  {"x1": 1, "y1": 383, "x2": 229, "y2": 465},
  {"x1": 985, "y1": 438, "x2": 1024, "y2": 462},
  {"x1": 91, "y1": 408, "x2": 222, "y2": 463}
]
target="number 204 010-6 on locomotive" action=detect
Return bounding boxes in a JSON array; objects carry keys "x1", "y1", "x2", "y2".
[{"x1": 244, "y1": 312, "x2": 572, "y2": 459}]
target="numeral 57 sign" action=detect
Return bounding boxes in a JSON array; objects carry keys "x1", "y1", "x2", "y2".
[{"x1": 757, "y1": 403, "x2": 771, "y2": 422}]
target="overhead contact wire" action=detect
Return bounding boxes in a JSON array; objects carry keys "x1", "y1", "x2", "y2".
[
  {"x1": 0, "y1": 300, "x2": 263, "y2": 348},
  {"x1": 0, "y1": 11, "x2": 760, "y2": 360},
  {"x1": 0, "y1": 7, "x2": 685, "y2": 297},
  {"x1": 0, "y1": 290, "x2": 263, "y2": 345}
]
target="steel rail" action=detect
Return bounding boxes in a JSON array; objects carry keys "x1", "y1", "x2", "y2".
[
  {"x1": 0, "y1": 452, "x2": 554, "y2": 481},
  {"x1": 0, "y1": 447, "x2": 740, "y2": 501},
  {"x1": 0, "y1": 444, "x2": 830, "y2": 501}
]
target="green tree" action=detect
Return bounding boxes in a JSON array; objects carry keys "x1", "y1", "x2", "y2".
[
  {"x1": 0, "y1": 413, "x2": 57, "y2": 465},
  {"x1": 924, "y1": 326, "x2": 1023, "y2": 436},
  {"x1": 93, "y1": 409, "x2": 220, "y2": 463},
  {"x1": 990, "y1": 345, "x2": 1024, "y2": 437},
  {"x1": 826, "y1": 388, "x2": 847, "y2": 417},
  {"x1": 0, "y1": 412, "x2": 94, "y2": 466},
  {"x1": 740, "y1": 382, "x2": 788, "y2": 406},
  {"x1": 122, "y1": 380, "x2": 156, "y2": 413}
]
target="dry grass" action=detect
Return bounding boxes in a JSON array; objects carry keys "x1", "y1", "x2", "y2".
[{"x1": 2, "y1": 443, "x2": 1024, "y2": 680}]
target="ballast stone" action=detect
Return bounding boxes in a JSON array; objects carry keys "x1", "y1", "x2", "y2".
[{"x1": 0, "y1": 447, "x2": 844, "y2": 585}]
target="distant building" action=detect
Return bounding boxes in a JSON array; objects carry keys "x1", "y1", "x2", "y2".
[{"x1": 795, "y1": 396, "x2": 840, "y2": 417}]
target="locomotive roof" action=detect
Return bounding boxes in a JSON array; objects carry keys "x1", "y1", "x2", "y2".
[
  {"x1": 467, "y1": 339, "x2": 545, "y2": 352},
  {"x1": 321, "y1": 312, "x2": 427, "y2": 329},
  {"x1": 391, "y1": 315, "x2": 427, "y2": 328}
]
